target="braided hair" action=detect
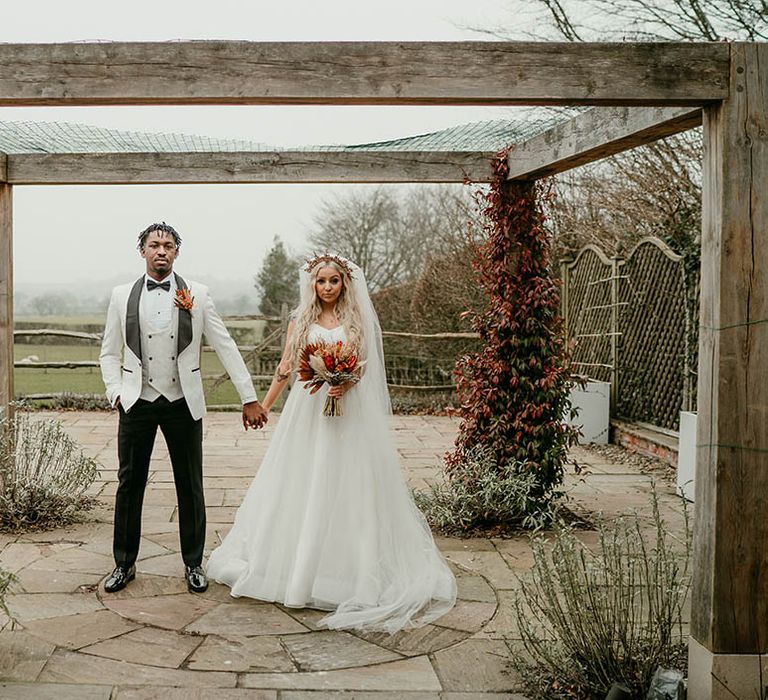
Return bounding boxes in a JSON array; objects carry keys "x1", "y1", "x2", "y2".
[{"x1": 137, "y1": 222, "x2": 182, "y2": 251}]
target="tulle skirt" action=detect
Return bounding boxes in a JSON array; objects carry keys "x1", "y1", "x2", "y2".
[{"x1": 207, "y1": 380, "x2": 457, "y2": 633}]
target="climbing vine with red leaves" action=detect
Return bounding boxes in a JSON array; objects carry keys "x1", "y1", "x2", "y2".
[{"x1": 445, "y1": 149, "x2": 578, "y2": 494}]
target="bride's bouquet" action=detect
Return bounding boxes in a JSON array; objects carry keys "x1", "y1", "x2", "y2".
[{"x1": 298, "y1": 341, "x2": 364, "y2": 417}]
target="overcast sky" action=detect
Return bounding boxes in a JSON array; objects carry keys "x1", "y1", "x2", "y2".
[{"x1": 2, "y1": 0, "x2": 527, "y2": 298}]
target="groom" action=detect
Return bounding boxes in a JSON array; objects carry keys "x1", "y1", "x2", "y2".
[{"x1": 99, "y1": 222, "x2": 267, "y2": 594}]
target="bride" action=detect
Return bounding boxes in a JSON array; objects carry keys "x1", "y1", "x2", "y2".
[{"x1": 207, "y1": 254, "x2": 456, "y2": 633}]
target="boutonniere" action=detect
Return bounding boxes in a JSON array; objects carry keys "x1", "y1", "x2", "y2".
[{"x1": 174, "y1": 288, "x2": 194, "y2": 311}]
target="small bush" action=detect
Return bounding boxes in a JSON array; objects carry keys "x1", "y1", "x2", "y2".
[
  {"x1": 512, "y1": 492, "x2": 690, "y2": 699},
  {"x1": 0, "y1": 412, "x2": 100, "y2": 531},
  {"x1": 414, "y1": 445, "x2": 560, "y2": 534},
  {"x1": 18, "y1": 392, "x2": 112, "y2": 411},
  {"x1": 389, "y1": 390, "x2": 456, "y2": 416}
]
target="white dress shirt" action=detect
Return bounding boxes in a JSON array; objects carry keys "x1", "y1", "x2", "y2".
[
  {"x1": 143, "y1": 272, "x2": 175, "y2": 332},
  {"x1": 139, "y1": 273, "x2": 183, "y2": 401}
]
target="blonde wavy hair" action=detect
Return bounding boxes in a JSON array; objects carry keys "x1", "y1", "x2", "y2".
[{"x1": 290, "y1": 261, "x2": 364, "y2": 366}]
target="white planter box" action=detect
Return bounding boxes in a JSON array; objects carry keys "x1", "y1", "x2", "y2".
[
  {"x1": 677, "y1": 410, "x2": 697, "y2": 502},
  {"x1": 568, "y1": 380, "x2": 610, "y2": 444}
]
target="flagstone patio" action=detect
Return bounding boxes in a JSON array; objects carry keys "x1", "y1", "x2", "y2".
[{"x1": 0, "y1": 411, "x2": 687, "y2": 699}]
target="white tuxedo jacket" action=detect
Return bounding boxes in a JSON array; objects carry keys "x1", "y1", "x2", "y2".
[{"x1": 100, "y1": 273, "x2": 256, "y2": 421}]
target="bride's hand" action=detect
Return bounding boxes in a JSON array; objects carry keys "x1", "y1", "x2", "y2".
[{"x1": 327, "y1": 382, "x2": 352, "y2": 398}]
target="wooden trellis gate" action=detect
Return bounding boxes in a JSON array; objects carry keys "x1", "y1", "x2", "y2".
[{"x1": 562, "y1": 237, "x2": 694, "y2": 431}]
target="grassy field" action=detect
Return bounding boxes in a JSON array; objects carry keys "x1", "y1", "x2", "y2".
[
  {"x1": 14, "y1": 315, "x2": 284, "y2": 409},
  {"x1": 13, "y1": 316, "x2": 455, "y2": 414}
]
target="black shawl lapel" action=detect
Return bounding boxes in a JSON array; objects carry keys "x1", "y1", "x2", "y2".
[
  {"x1": 125, "y1": 277, "x2": 144, "y2": 362},
  {"x1": 175, "y1": 272, "x2": 193, "y2": 356}
]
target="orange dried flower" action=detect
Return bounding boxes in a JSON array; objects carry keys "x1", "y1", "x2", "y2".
[{"x1": 174, "y1": 288, "x2": 194, "y2": 311}]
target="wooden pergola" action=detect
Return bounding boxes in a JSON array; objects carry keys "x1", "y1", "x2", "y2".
[{"x1": 0, "y1": 41, "x2": 764, "y2": 697}]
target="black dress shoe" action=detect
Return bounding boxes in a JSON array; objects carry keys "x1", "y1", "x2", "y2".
[
  {"x1": 104, "y1": 564, "x2": 136, "y2": 593},
  {"x1": 185, "y1": 564, "x2": 208, "y2": 593}
]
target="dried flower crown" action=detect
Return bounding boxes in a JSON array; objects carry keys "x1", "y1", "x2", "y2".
[{"x1": 303, "y1": 253, "x2": 354, "y2": 279}]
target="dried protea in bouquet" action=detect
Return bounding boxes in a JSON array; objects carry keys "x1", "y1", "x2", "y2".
[{"x1": 298, "y1": 341, "x2": 364, "y2": 416}]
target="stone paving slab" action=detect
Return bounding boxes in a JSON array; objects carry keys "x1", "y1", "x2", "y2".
[
  {"x1": 0, "y1": 683, "x2": 112, "y2": 700},
  {"x1": 187, "y1": 634, "x2": 295, "y2": 673},
  {"x1": 356, "y1": 624, "x2": 468, "y2": 657},
  {"x1": 81, "y1": 626, "x2": 203, "y2": 668},
  {"x1": 442, "y1": 550, "x2": 516, "y2": 591},
  {"x1": 13, "y1": 567, "x2": 103, "y2": 594},
  {"x1": 282, "y1": 630, "x2": 403, "y2": 671},
  {"x1": 22, "y1": 609, "x2": 140, "y2": 650},
  {"x1": 0, "y1": 411, "x2": 688, "y2": 698},
  {"x1": 241, "y1": 656, "x2": 442, "y2": 691},
  {"x1": 114, "y1": 690, "x2": 277, "y2": 700},
  {"x1": 105, "y1": 592, "x2": 219, "y2": 630},
  {"x1": 37, "y1": 648, "x2": 238, "y2": 687},
  {"x1": 0, "y1": 630, "x2": 56, "y2": 682},
  {"x1": 433, "y1": 600, "x2": 497, "y2": 633},
  {"x1": 6, "y1": 591, "x2": 103, "y2": 622},
  {"x1": 280, "y1": 694, "x2": 441, "y2": 700},
  {"x1": 432, "y1": 639, "x2": 519, "y2": 692},
  {"x1": 454, "y1": 573, "x2": 497, "y2": 604},
  {"x1": 186, "y1": 598, "x2": 307, "y2": 637}
]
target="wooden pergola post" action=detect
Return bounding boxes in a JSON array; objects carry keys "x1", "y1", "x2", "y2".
[
  {"x1": 0, "y1": 182, "x2": 12, "y2": 419},
  {"x1": 689, "y1": 42, "x2": 768, "y2": 699}
]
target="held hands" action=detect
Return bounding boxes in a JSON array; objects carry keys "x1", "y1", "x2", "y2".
[{"x1": 242, "y1": 401, "x2": 268, "y2": 430}]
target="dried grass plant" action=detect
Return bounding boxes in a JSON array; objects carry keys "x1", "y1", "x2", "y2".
[
  {"x1": 0, "y1": 412, "x2": 100, "y2": 531},
  {"x1": 512, "y1": 491, "x2": 690, "y2": 699},
  {"x1": 0, "y1": 566, "x2": 18, "y2": 623}
]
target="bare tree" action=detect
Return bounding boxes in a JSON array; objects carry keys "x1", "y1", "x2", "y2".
[
  {"x1": 539, "y1": 0, "x2": 767, "y2": 41},
  {"x1": 476, "y1": 0, "x2": 767, "y2": 41},
  {"x1": 309, "y1": 187, "x2": 408, "y2": 291},
  {"x1": 466, "y1": 0, "x2": 750, "y2": 263},
  {"x1": 308, "y1": 185, "x2": 480, "y2": 292},
  {"x1": 548, "y1": 130, "x2": 702, "y2": 259}
]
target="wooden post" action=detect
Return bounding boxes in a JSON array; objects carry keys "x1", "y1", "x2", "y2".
[
  {"x1": 689, "y1": 43, "x2": 768, "y2": 699},
  {"x1": 0, "y1": 184, "x2": 12, "y2": 419},
  {"x1": 609, "y1": 256, "x2": 621, "y2": 411},
  {"x1": 279, "y1": 303, "x2": 289, "y2": 349},
  {"x1": 559, "y1": 257, "x2": 573, "y2": 341},
  {"x1": 280, "y1": 302, "x2": 290, "y2": 395}
]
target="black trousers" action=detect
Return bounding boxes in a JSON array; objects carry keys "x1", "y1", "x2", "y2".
[{"x1": 114, "y1": 396, "x2": 204, "y2": 568}]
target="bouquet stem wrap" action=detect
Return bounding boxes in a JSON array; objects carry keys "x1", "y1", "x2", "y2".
[{"x1": 324, "y1": 393, "x2": 342, "y2": 417}]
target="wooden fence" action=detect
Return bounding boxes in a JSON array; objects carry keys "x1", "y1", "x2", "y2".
[{"x1": 13, "y1": 305, "x2": 478, "y2": 405}]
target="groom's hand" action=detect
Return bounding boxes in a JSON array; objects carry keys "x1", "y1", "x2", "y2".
[{"x1": 243, "y1": 401, "x2": 268, "y2": 430}]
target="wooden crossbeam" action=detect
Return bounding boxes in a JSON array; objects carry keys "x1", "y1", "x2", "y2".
[
  {"x1": 6, "y1": 150, "x2": 495, "y2": 184},
  {"x1": 0, "y1": 41, "x2": 728, "y2": 106},
  {"x1": 507, "y1": 106, "x2": 702, "y2": 180}
]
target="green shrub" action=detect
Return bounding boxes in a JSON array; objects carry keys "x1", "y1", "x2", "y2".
[
  {"x1": 512, "y1": 493, "x2": 690, "y2": 699},
  {"x1": 414, "y1": 445, "x2": 560, "y2": 534},
  {"x1": 0, "y1": 412, "x2": 100, "y2": 531}
]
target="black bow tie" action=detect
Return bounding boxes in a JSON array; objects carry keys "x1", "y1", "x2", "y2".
[{"x1": 147, "y1": 279, "x2": 171, "y2": 292}]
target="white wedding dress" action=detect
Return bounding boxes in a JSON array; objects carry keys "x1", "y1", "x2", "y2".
[{"x1": 207, "y1": 322, "x2": 457, "y2": 633}]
